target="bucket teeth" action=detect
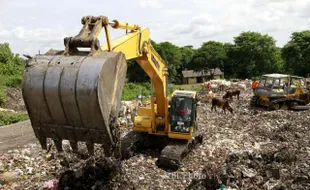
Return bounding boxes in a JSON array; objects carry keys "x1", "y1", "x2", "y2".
[
  {"x1": 86, "y1": 143, "x2": 94, "y2": 155},
  {"x1": 70, "y1": 141, "x2": 79, "y2": 153},
  {"x1": 54, "y1": 140, "x2": 63, "y2": 152},
  {"x1": 39, "y1": 138, "x2": 47, "y2": 150}
]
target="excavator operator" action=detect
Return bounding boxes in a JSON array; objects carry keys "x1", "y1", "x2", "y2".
[{"x1": 177, "y1": 100, "x2": 191, "y2": 118}]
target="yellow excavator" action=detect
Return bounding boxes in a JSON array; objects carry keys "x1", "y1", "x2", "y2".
[{"x1": 22, "y1": 15, "x2": 202, "y2": 169}]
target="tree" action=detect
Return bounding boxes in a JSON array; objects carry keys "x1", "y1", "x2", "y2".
[
  {"x1": 126, "y1": 59, "x2": 149, "y2": 83},
  {"x1": 152, "y1": 41, "x2": 182, "y2": 83},
  {"x1": 189, "y1": 41, "x2": 227, "y2": 77},
  {"x1": 223, "y1": 43, "x2": 236, "y2": 78},
  {"x1": 282, "y1": 30, "x2": 310, "y2": 77},
  {"x1": 0, "y1": 43, "x2": 24, "y2": 76},
  {"x1": 174, "y1": 46, "x2": 196, "y2": 84},
  {"x1": 229, "y1": 32, "x2": 283, "y2": 79},
  {"x1": 180, "y1": 46, "x2": 195, "y2": 70},
  {"x1": 126, "y1": 40, "x2": 183, "y2": 84}
]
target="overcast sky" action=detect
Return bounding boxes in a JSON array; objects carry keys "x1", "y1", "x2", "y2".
[{"x1": 0, "y1": 0, "x2": 309, "y2": 56}]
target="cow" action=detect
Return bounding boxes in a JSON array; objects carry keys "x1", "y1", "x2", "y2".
[
  {"x1": 223, "y1": 89, "x2": 240, "y2": 100},
  {"x1": 202, "y1": 91, "x2": 214, "y2": 103},
  {"x1": 211, "y1": 97, "x2": 233, "y2": 114}
]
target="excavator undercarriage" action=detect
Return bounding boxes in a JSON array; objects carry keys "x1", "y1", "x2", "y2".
[{"x1": 22, "y1": 15, "x2": 202, "y2": 169}]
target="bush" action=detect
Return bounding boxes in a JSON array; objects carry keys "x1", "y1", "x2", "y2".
[
  {"x1": 3, "y1": 75, "x2": 23, "y2": 88},
  {"x1": 121, "y1": 83, "x2": 152, "y2": 101},
  {"x1": 0, "y1": 88, "x2": 7, "y2": 107},
  {"x1": 0, "y1": 111, "x2": 28, "y2": 126}
]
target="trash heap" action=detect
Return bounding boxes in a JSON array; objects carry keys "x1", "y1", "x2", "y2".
[
  {"x1": 117, "y1": 100, "x2": 142, "y2": 127},
  {"x1": 1, "y1": 90, "x2": 310, "y2": 189}
]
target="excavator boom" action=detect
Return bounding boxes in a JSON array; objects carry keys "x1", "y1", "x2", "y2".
[
  {"x1": 22, "y1": 15, "x2": 168, "y2": 155},
  {"x1": 22, "y1": 16, "x2": 201, "y2": 169}
]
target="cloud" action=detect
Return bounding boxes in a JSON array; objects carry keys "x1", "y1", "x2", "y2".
[
  {"x1": 139, "y1": 0, "x2": 161, "y2": 8},
  {"x1": 298, "y1": 2, "x2": 310, "y2": 17},
  {"x1": 9, "y1": 1, "x2": 38, "y2": 8},
  {"x1": 0, "y1": 29, "x2": 10, "y2": 37},
  {"x1": 0, "y1": 26, "x2": 70, "y2": 55},
  {"x1": 0, "y1": 0, "x2": 309, "y2": 55},
  {"x1": 193, "y1": 25, "x2": 225, "y2": 39},
  {"x1": 12, "y1": 26, "x2": 25, "y2": 39},
  {"x1": 191, "y1": 14, "x2": 215, "y2": 25}
]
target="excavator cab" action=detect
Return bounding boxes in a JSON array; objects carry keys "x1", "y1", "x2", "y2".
[{"x1": 169, "y1": 90, "x2": 197, "y2": 137}]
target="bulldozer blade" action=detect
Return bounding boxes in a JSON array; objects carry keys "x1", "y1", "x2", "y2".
[{"x1": 22, "y1": 51, "x2": 127, "y2": 156}]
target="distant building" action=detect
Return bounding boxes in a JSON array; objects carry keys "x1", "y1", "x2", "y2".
[{"x1": 182, "y1": 68, "x2": 224, "y2": 84}]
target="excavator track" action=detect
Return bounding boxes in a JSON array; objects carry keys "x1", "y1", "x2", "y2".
[
  {"x1": 156, "y1": 132, "x2": 203, "y2": 170},
  {"x1": 118, "y1": 131, "x2": 147, "y2": 159},
  {"x1": 250, "y1": 96, "x2": 259, "y2": 107},
  {"x1": 268, "y1": 98, "x2": 306, "y2": 110}
]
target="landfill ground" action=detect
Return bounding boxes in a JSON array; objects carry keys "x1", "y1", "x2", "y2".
[{"x1": 0, "y1": 88, "x2": 310, "y2": 190}]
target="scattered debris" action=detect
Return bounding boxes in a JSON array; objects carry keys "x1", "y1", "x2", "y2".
[
  {"x1": 0, "y1": 89, "x2": 310, "y2": 189},
  {"x1": 43, "y1": 179, "x2": 58, "y2": 190}
]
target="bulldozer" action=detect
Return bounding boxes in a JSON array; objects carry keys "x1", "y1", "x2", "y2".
[
  {"x1": 22, "y1": 15, "x2": 202, "y2": 169},
  {"x1": 250, "y1": 73, "x2": 310, "y2": 110}
]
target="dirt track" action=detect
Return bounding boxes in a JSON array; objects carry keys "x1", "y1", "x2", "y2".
[{"x1": 0, "y1": 120, "x2": 36, "y2": 153}]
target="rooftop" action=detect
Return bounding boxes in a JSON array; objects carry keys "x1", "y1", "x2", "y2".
[
  {"x1": 182, "y1": 68, "x2": 223, "y2": 78},
  {"x1": 262, "y1": 73, "x2": 304, "y2": 79}
]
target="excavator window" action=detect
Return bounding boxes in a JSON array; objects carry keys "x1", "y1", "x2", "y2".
[
  {"x1": 170, "y1": 97, "x2": 193, "y2": 133},
  {"x1": 258, "y1": 77, "x2": 266, "y2": 88}
]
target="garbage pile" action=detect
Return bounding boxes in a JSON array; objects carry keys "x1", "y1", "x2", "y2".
[
  {"x1": 1, "y1": 89, "x2": 310, "y2": 189},
  {"x1": 117, "y1": 100, "x2": 142, "y2": 127},
  {"x1": 0, "y1": 140, "x2": 134, "y2": 190},
  {"x1": 188, "y1": 91, "x2": 310, "y2": 190}
]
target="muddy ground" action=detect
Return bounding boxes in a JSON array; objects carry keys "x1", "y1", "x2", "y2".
[{"x1": 0, "y1": 89, "x2": 310, "y2": 189}]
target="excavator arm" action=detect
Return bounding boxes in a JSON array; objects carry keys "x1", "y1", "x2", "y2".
[
  {"x1": 22, "y1": 15, "x2": 202, "y2": 169},
  {"x1": 101, "y1": 21, "x2": 169, "y2": 119},
  {"x1": 64, "y1": 15, "x2": 169, "y2": 118},
  {"x1": 22, "y1": 15, "x2": 170, "y2": 156}
]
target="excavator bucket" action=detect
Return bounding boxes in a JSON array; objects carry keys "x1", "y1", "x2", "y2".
[{"x1": 22, "y1": 51, "x2": 127, "y2": 156}]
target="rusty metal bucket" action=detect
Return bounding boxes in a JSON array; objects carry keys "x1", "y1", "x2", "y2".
[{"x1": 22, "y1": 51, "x2": 127, "y2": 156}]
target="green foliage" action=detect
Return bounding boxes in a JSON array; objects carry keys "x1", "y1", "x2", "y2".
[
  {"x1": 126, "y1": 41, "x2": 184, "y2": 84},
  {"x1": 0, "y1": 111, "x2": 28, "y2": 126},
  {"x1": 3, "y1": 75, "x2": 23, "y2": 88},
  {"x1": 177, "y1": 46, "x2": 196, "y2": 84},
  {"x1": 0, "y1": 88, "x2": 7, "y2": 107},
  {"x1": 168, "y1": 85, "x2": 178, "y2": 95},
  {"x1": 226, "y1": 32, "x2": 283, "y2": 78},
  {"x1": 189, "y1": 41, "x2": 226, "y2": 76},
  {"x1": 121, "y1": 82, "x2": 152, "y2": 101},
  {"x1": 0, "y1": 43, "x2": 25, "y2": 106},
  {"x1": 0, "y1": 43, "x2": 24, "y2": 76},
  {"x1": 126, "y1": 59, "x2": 148, "y2": 83},
  {"x1": 153, "y1": 41, "x2": 182, "y2": 83},
  {"x1": 282, "y1": 30, "x2": 310, "y2": 77}
]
